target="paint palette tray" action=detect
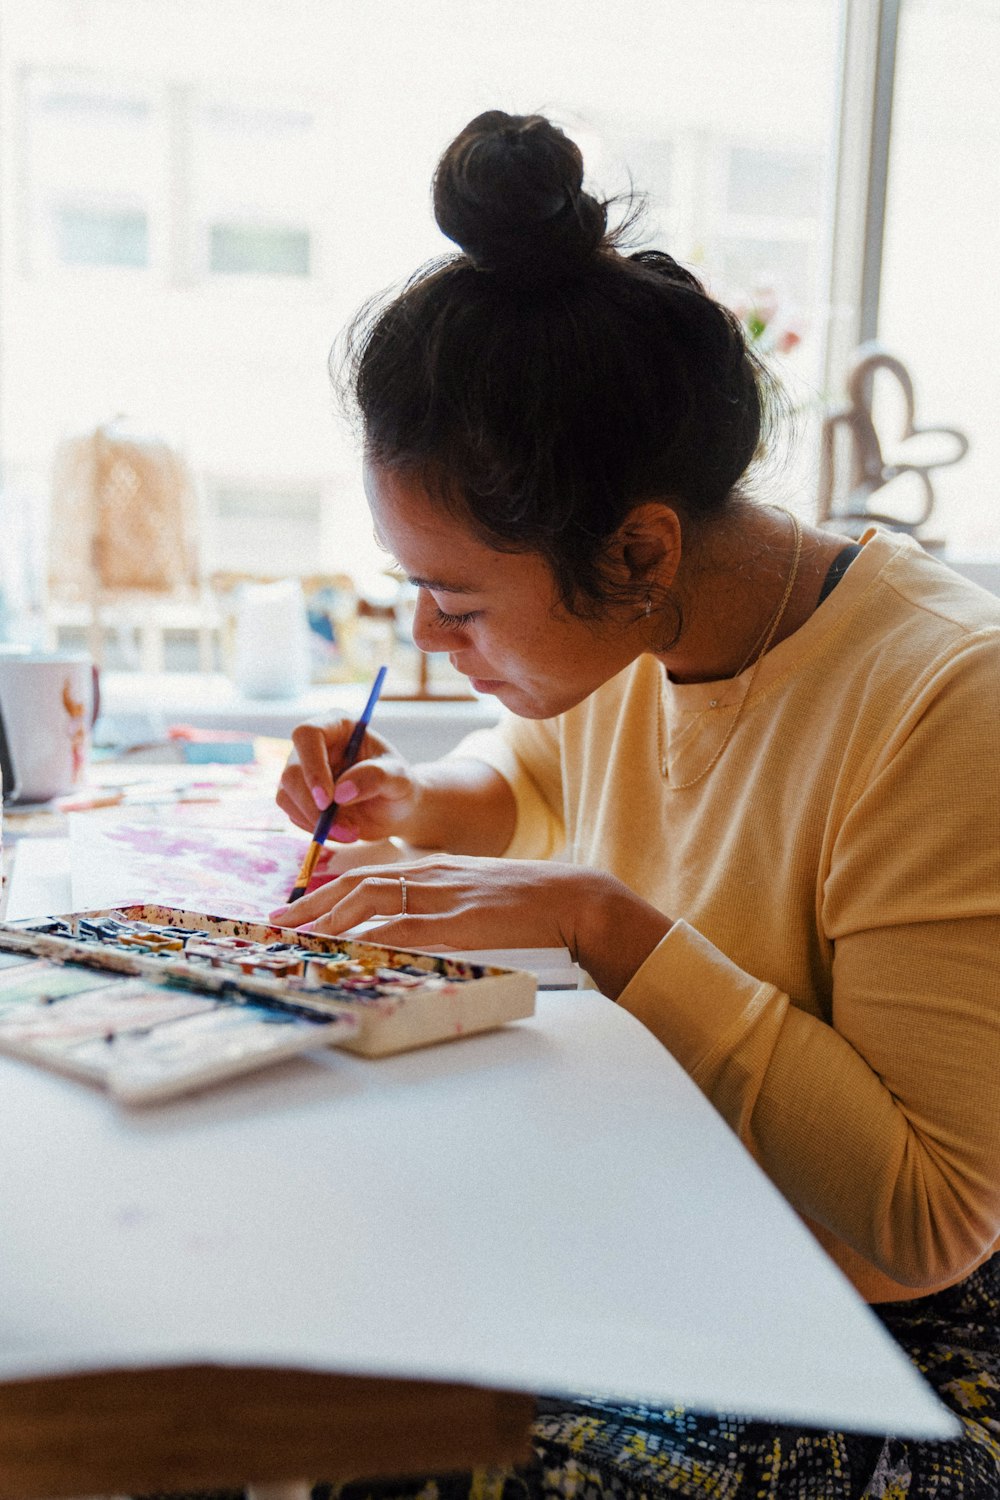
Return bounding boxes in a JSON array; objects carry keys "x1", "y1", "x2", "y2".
[{"x1": 0, "y1": 904, "x2": 536, "y2": 1104}]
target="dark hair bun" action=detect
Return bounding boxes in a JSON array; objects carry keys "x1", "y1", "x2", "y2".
[{"x1": 433, "y1": 110, "x2": 607, "y2": 284}]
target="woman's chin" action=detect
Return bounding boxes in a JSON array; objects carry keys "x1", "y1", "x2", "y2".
[{"x1": 467, "y1": 675, "x2": 577, "y2": 719}]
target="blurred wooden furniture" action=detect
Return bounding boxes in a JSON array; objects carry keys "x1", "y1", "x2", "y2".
[
  {"x1": 0, "y1": 1366, "x2": 533, "y2": 1500},
  {"x1": 817, "y1": 342, "x2": 968, "y2": 550},
  {"x1": 47, "y1": 419, "x2": 216, "y2": 670}
]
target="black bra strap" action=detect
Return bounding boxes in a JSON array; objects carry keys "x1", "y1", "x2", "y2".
[{"x1": 817, "y1": 543, "x2": 863, "y2": 606}]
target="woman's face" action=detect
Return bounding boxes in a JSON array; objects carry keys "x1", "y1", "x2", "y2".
[{"x1": 365, "y1": 464, "x2": 644, "y2": 720}]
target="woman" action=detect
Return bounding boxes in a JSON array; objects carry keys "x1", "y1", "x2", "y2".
[{"x1": 273, "y1": 111, "x2": 1000, "y2": 1497}]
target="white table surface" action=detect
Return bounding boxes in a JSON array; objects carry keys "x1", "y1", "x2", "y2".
[{"x1": 0, "y1": 840, "x2": 958, "y2": 1440}]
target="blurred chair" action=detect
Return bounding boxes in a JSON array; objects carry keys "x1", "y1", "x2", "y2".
[
  {"x1": 48, "y1": 419, "x2": 216, "y2": 670},
  {"x1": 817, "y1": 342, "x2": 968, "y2": 552}
]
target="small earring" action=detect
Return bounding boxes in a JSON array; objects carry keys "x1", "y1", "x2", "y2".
[{"x1": 644, "y1": 595, "x2": 652, "y2": 618}]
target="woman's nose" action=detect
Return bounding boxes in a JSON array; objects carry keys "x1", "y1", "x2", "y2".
[{"x1": 411, "y1": 589, "x2": 446, "y2": 652}]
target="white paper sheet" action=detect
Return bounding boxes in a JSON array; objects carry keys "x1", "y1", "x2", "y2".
[
  {"x1": 0, "y1": 836, "x2": 961, "y2": 1440},
  {"x1": 446, "y1": 946, "x2": 584, "y2": 988},
  {"x1": 3, "y1": 836, "x2": 72, "y2": 919},
  {"x1": 0, "y1": 985, "x2": 956, "y2": 1439}
]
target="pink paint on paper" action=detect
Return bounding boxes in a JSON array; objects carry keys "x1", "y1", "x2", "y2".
[{"x1": 69, "y1": 819, "x2": 339, "y2": 920}]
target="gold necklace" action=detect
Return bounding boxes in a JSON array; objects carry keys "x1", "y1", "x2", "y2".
[{"x1": 657, "y1": 512, "x2": 802, "y2": 790}]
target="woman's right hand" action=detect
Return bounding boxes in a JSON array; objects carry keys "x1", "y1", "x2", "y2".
[{"x1": 275, "y1": 720, "x2": 423, "y2": 844}]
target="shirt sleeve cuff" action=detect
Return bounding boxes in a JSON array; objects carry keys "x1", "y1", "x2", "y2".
[{"x1": 616, "y1": 918, "x2": 783, "y2": 1081}]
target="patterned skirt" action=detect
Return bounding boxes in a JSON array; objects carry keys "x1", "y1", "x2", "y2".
[{"x1": 315, "y1": 1251, "x2": 1000, "y2": 1500}]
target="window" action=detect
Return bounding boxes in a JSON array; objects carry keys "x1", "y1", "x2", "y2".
[
  {"x1": 4, "y1": 0, "x2": 990, "y2": 684},
  {"x1": 726, "y1": 145, "x2": 822, "y2": 221},
  {"x1": 194, "y1": 94, "x2": 325, "y2": 281},
  {"x1": 716, "y1": 144, "x2": 822, "y2": 303},
  {"x1": 55, "y1": 206, "x2": 150, "y2": 269},
  {"x1": 876, "y1": 0, "x2": 1000, "y2": 556},
  {"x1": 21, "y1": 73, "x2": 165, "y2": 275},
  {"x1": 208, "y1": 225, "x2": 311, "y2": 277},
  {"x1": 206, "y1": 482, "x2": 325, "y2": 575}
]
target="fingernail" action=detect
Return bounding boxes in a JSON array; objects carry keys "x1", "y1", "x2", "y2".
[
  {"x1": 312, "y1": 785, "x2": 331, "y2": 810},
  {"x1": 269, "y1": 904, "x2": 291, "y2": 919},
  {"x1": 330, "y1": 823, "x2": 359, "y2": 843},
  {"x1": 333, "y1": 779, "x2": 358, "y2": 804}
]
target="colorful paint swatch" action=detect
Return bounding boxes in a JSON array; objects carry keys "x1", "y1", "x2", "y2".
[
  {"x1": 69, "y1": 820, "x2": 341, "y2": 919},
  {"x1": 97, "y1": 1003, "x2": 333, "y2": 1104},
  {"x1": 0, "y1": 979, "x2": 215, "y2": 1047},
  {"x1": 0, "y1": 952, "x2": 36, "y2": 970},
  {"x1": 0, "y1": 904, "x2": 535, "y2": 1097},
  {"x1": 0, "y1": 961, "x2": 116, "y2": 1019}
]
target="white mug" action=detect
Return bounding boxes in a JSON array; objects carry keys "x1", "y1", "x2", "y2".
[{"x1": 0, "y1": 650, "x2": 95, "y2": 803}]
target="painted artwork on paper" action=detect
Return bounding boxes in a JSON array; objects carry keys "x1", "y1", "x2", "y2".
[{"x1": 68, "y1": 818, "x2": 342, "y2": 919}]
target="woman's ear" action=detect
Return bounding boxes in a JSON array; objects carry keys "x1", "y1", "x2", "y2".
[{"x1": 613, "y1": 502, "x2": 683, "y2": 592}]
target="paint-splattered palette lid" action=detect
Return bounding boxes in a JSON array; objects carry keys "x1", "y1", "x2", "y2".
[{"x1": 0, "y1": 905, "x2": 537, "y2": 1101}]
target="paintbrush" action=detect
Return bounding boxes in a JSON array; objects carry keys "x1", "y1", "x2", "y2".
[{"x1": 286, "y1": 665, "x2": 388, "y2": 903}]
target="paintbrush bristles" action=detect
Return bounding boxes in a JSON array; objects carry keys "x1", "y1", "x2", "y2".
[{"x1": 289, "y1": 840, "x2": 324, "y2": 903}]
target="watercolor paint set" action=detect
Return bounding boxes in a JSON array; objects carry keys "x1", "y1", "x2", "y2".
[{"x1": 0, "y1": 904, "x2": 536, "y2": 1104}]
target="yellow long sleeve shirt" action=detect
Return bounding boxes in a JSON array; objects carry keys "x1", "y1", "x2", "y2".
[{"x1": 455, "y1": 527, "x2": 1000, "y2": 1303}]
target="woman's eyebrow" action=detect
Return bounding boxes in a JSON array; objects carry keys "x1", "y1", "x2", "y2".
[{"x1": 406, "y1": 574, "x2": 479, "y2": 594}]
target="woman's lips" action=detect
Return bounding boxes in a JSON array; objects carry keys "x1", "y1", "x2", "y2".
[{"x1": 450, "y1": 657, "x2": 507, "y2": 694}]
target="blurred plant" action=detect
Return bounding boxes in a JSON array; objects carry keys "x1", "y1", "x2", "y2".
[{"x1": 732, "y1": 285, "x2": 802, "y2": 357}]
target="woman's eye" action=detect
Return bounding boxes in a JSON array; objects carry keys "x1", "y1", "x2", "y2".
[{"x1": 433, "y1": 606, "x2": 479, "y2": 630}]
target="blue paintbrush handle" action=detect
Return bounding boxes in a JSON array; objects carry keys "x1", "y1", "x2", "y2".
[
  {"x1": 311, "y1": 800, "x2": 338, "y2": 846},
  {"x1": 285, "y1": 666, "x2": 388, "y2": 903}
]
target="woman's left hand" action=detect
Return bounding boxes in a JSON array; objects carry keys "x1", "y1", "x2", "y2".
[{"x1": 269, "y1": 854, "x2": 673, "y2": 1000}]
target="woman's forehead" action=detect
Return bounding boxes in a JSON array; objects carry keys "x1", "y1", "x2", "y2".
[{"x1": 366, "y1": 464, "x2": 503, "y2": 589}]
